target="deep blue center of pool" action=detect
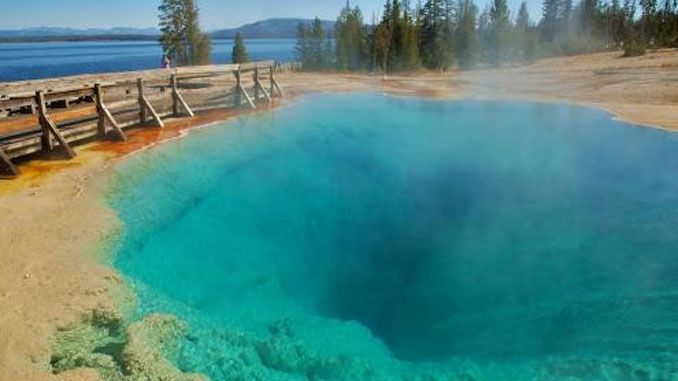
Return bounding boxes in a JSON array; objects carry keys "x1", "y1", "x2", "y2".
[{"x1": 111, "y1": 94, "x2": 678, "y2": 379}]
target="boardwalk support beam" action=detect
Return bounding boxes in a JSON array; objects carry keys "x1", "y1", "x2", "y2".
[
  {"x1": 254, "y1": 67, "x2": 272, "y2": 105},
  {"x1": 94, "y1": 84, "x2": 126, "y2": 141},
  {"x1": 234, "y1": 69, "x2": 256, "y2": 110},
  {"x1": 0, "y1": 61, "x2": 287, "y2": 178},
  {"x1": 0, "y1": 147, "x2": 19, "y2": 177},
  {"x1": 36, "y1": 91, "x2": 76, "y2": 158},
  {"x1": 138, "y1": 79, "x2": 164, "y2": 127},
  {"x1": 142, "y1": 97, "x2": 165, "y2": 128},
  {"x1": 269, "y1": 66, "x2": 284, "y2": 97},
  {"x1": 170, "y1": 75, "x2": 194, "y2": 118}
]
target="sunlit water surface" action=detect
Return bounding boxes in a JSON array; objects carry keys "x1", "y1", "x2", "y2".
[
  {"x1": 110, "y1": 94, "x2": 678, "y2": 380},
  {"x1": 0, "y1": 39, "x2": 296, "y2": 81}
]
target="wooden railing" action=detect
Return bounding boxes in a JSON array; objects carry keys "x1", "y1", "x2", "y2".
[{"x1": 0, "y1": 61, "x2": 288, "y2": 178}]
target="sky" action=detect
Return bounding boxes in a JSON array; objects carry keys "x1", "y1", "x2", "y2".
[{"x1": 0, "y1": 0, "x2": 541, "y2": 31}]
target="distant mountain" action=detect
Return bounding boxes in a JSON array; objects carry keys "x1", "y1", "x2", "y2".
[
  {"x1": 212, "y1": 18, "x2": 335, "y2": 40},
  {"x1": 0, "y1": 19, "x2": 335, "y2": 43},
  {"x1": 0, "y1": 27, "x2": 159, "y2": 37}
]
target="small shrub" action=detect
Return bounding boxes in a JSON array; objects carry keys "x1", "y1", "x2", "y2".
[{"x1": 623, "y1": 39, "x2": 646, "y2": 57}]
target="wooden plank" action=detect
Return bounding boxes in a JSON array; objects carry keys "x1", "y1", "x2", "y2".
[
  {"x1": 4, "y1": 84, "x2": 112, "y2": 101},
  {"x1": 0, "y1": 98, "x2": 35, "y2": 110},
  {"x1": 0, "y1": 146, "x2": 20, "y2": 177},
  {"x1": 44, "y1": 87, "x2": 93, "y2": 102},
  {"x1": 141, "y1": 96, "x2": 164, "y2": 128},
  {"x1": 239, "y1": 61, "x2": 275, "y2": 72},
  {"x1": 50, "y1": 105, "x2": 97, "y2": 124},
  {"x1": 0, "y1": 115, "x2": 39, "y2": 137},
  {"x1": 0, "y1": 62, "x2": 278, "y2": 98}
]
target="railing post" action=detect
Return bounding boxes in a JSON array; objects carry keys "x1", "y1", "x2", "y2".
[
  {"x1": 170, "y1": 74, "x2": 179, "y2": 117},
  {"x1": 234, "y1": 69, "x2": 242, "y2": 108},
  {"x1": 137, "y1": 78, "x2": 147, "y2": 124},
  {"x1": 254, "y1": 67, "x2": 260, "y2": 102},
  {"x1": 269, "y1": 66, "x2": 275, "y2": 96},
  {"x1": 35, "y1": 91, "x2": 53, "y2": 152},
  {"x1": 269, "y1": 66, "x2": 284, "y2": 97},
  {"x1": 94, "y1": 84, "x2": 107, "y2": 139}
]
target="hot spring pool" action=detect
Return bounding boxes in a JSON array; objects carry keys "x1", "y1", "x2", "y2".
[{"x1": 109, "y1": 94, "x2": 678, "y2": 379}]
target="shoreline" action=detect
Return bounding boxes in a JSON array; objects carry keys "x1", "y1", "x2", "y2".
[
  {"x1": 0, "y1": 103, "x2": 283, "y2": 381},
  {"x1": 1, "y1": 49, "x2": 677, "y2": 379}
]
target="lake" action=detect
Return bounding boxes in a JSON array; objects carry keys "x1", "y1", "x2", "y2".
[
  {"x1": 0, "y1": 39, "x2": 297, "y2": 82},
  {"x1": 109, "y1": 94, "x2": 678, "y2": 379}
]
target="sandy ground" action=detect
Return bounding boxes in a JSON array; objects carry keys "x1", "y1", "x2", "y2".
[
  {"x1": 0, "y1": 150, "x2": 122, "y2": 381},
  {"x1": 0, "y1": 48, "x2": 677, "y2": 380}
]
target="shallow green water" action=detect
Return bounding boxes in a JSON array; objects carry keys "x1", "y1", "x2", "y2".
[{"x1": 110, "y1": 94, "x2": 678, "y2": 380}]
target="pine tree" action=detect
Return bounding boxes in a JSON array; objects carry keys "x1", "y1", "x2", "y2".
[
  {"x1": 336, "y1": 1, "x2": 367, "y2": 71},
  {"x1": 489, "y1": 0, "x2": 511, "y2": 66},
  {"x1": 375, "y1": 23, "x2": 392, "y2": 72},
  {"x1": 515, "y1": 2, "x2": 531, "y2": 60},
  {"x1": 559, "y1": 0, "x2": 573, "y2": 30},
  {"x1": 541, "y1": 0, "x2": 560, "y2": 43},
  {"x1": 231, "y1": 33, "x2": 250, "y2": 64},
  {"x1": 607, "y1": 0, "x2": 624, "y2": 45},
  {"x1": 657, "y1": 0, "x2": 672, "y2": 45},
  {"x1": 556, "y1": 0, "x2": 573, "y2": 48},
  {"x1": 390, "y1": 0, "x2": 406, "y2": 68},
  {"x1": 158, "y1": 0, "x2": 211, "y2": 66},
  {"x1": 455, "y1": 0, "x2": 481, "y2": 68},
  {"x1": 516, "y1": 3, "x2": 530, "y2": 37},
  {"x1": 420, "y1": 0, "x2": 453, "y2": 69},
  {"x1": 402, "y1": 1, "x2": 423, "y2": 69},
  {"x1": 309, "y1": 18, "x2": 328, "y2": 70},
  {"x1": 296, "y1": 19, "x2": 329, "y2": 70},
  {"x1": 659, "y1": 0, "x2": 678, "y2": 46},
  {"x1": 515, "y1": 2, "x2": 540, "y2": 62},
  {"x1": 580, "y1": 0, "x2": 602, "y2": 41},
  {"x1": 477, "y1": 6, "x2": 492, "y2": 56},
  {"x1": 622, "y1": 0, "x2": 638, "y2": 41},
  {"x1": 295, "y1": 23, "x2": 311, "y2": 69},
  {"x1": 640, "y1": 0, "x2": 659, "y2": 45},
  {"x1": 326, "y1": 30, "x2": 334, "y2": 69}
]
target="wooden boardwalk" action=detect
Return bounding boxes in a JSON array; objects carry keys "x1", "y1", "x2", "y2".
[{"x1": 0, "y1": 61, "x2": 287, "y2": 178}]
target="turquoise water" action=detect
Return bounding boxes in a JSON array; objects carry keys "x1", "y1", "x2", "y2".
[{"x1": 110, "y1": 94, "x2": 678, "y2": 380}]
